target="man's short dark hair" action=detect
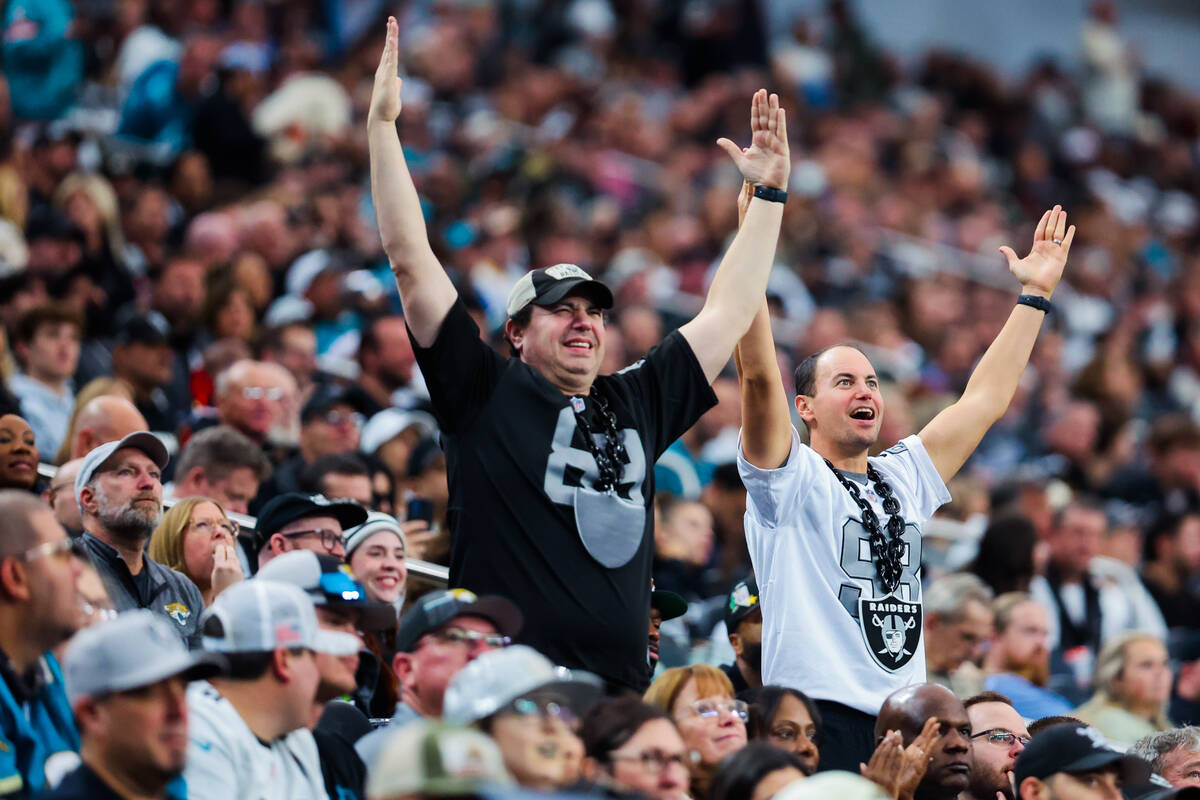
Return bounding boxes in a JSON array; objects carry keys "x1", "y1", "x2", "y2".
[
  {"x1": 358, "y1": 314, "x2": 404, "y2": 362},
  {"x1": 793, "y1": 342, "x2": 868, "y2": 397},
  {"x1": 963, "y1": 691, "x2": 1013, "y2": 709},
  {"x1": 1027, "y1": 715, "x2": 1084, "y2": 737},
  {"x1": 14, "y1": 304, "x2": 83, "y2": 346},
  {"x1": 255, "y1": 322, "x2": 313, "y2": 359},
  {"x1": 579, "y1": 696, "x2": 674, "y2": 762},
  {"x1": 299, "y1": 452, "x2": 370, "y2": 496},
  {"x1": 505, "y1": 305, "x2": 533, "y2": 357},
  {"x1": 176, "y1": 426, "x2": 272, "y2": 483}
]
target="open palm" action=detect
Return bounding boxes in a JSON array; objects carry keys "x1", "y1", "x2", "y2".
[
  {"x1": 717, "y1": 89, "x2": 790, "y2": 191},
  {"x1": 369, "y1": 16, "x2": 403, "y2": 125},
  {"x1": 999, "y1": 205, "x2": 1076, "y2": 296}
]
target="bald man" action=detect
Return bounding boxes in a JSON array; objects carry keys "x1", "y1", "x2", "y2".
[
  {"x1": 43, "y1": 457, "x2": 84, "y2": 532},
  {"x1": 874, "y1": 684, "x2": 972, "y2": 800},
  {"x1": 214, "y1": 360, "x2": 289, "y2": 446},
  {"x1": 69, "y1": 396, "x2": 149, "y2": 460}
]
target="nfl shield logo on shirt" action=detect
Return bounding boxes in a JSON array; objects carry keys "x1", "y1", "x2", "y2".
[{"x1": 858, "y1": 595, "x2": 921, "y2": 672}]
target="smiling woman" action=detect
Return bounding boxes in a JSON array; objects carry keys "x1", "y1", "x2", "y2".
[{"x1": 0, "y1": 413, "x2": 40, "y2": 491}]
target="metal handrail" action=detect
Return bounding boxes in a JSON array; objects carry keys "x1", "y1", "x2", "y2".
[{"x1": 38, "y1": 463, "x2": 449, "y2": 585}]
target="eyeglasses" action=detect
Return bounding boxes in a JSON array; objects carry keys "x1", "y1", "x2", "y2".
[
  {"x1": 609, "y1": 749, "x2": 689, "y2": 774},
  {"x1": 282, "y1": 528, "x2": 343, "y2": 551},
  {"x1": 242, "y1": 386, "x2": 285, "y2": 401},
  {"x1": 191, "y1": 519, "x2": 240, "y2": 537},
  {"x1": 430, "y1": 627, "x2": 511, "y2": 649},
  {"x1": 970, "y1": 729, "x2": 1031, "y2": 748},
  {"x1": 678, "y1": 698, "x2": 748, "y2": 723},
  {"x1": 17, "y1": 537, "x2": 87, "y2": 563},
  {"x1": 320, "y1": 410, "x2": 364, "y2": 428},
  {"x1": 505, "y1": 697, "x2": 578, "y2": 726}
]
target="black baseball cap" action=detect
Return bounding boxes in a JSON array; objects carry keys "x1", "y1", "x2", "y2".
[
  {"x1": 651, "y1": 590, "x2": 688, "y2": 622},
  {"x1": 504, "y1": 264, "x2": 614, "y2": 318},
  {"x1": 1013, "y1": 724, "x2": 1152, "y2": 789},
  {"x1": 395, "y1": 589, "x2": 523, "y2": 653},
  {"x1": 114, "y1": 309, "x2": 170, "y2": 347},
  {"x1": 301, "y1": 382, "x2": 373, "y2": 424},
  {"x1": 253, "y1": 492, "x2": 369, "y2": 549},
  {"x1": 724, "y1": 577, "x2": 760, "y2": 630}
]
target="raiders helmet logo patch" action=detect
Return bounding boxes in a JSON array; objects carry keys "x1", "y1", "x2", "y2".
[
  {"x1": 858, "y1": 595, "x2": 921, "y2": 671},
  {"x1": 165, "y1": 602, "x2": 192, "y2": 626}
]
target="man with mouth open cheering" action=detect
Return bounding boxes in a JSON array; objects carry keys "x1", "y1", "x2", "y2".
[
  {"x1": 734, "y1": 203, "x2": 1075, "y2": 771},
  {"x1": 367, "y1": 17, "x2": 789, "y2": 693}
]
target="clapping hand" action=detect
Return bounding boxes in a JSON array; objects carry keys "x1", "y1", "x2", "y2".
[
  {"x1": 860, "y1": 717, "x2": 940, "y2": 800},
  {"x1": 717, "y1": 89, "x2": 790, "y2": 191},
  {"x1": 999, "y1": 204, "x2": 1076, "y2": 298},
  {"x1": 369, "y1": 16, "x2": 403, "y2": 125}
]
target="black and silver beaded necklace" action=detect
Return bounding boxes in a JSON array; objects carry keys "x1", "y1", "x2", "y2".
[
  {"x1": 824, "y1": 459, "x2": 907, "y2": 594},
  {"x1": 571, "y1": 389, "x2": 628, "y2": 494}
]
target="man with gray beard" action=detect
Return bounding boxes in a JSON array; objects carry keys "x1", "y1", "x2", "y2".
[{"x1": 75, "y1": 432, "x2": 205, "y2": 646}]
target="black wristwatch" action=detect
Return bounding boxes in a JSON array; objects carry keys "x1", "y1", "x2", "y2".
[
  {"x1": 1016, "y1": 294, "x2": 1053, "y2": 314},
  {"x1": 753, "y1": 185, "x2": 788, "y2": 204}
]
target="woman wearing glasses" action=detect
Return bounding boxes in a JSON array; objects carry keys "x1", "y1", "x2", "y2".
[
  {"x1": 644, "y1": 664, "x2": 749, "y2": 799},
  {"x1": 579, "y1": 696, "x2": 690, "y2": 800},
  {"x1": 149, "y1": 497, "x2": 243, "y2": 607}
]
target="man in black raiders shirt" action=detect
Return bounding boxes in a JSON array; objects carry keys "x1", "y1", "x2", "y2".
[{"x1": 366, "y1": 17, "x2": 790, "y2": 691}]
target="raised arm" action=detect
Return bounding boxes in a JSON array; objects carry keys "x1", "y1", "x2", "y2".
[
  {"x1": 733, "y1": 179, "x2": 793, "y2": 470},
  {"x1": 919, "y1": 205, "x2": 1076, "y2": 483},
  {"x1": 368, "y1": 17, "x2": 457, "y2": 347},
  {"x1": 679, "y1": 89, "x2": 789, "y2": 383}
]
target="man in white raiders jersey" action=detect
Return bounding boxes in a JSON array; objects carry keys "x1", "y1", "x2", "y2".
[{"x1": 734, "y1": 204, "x2": 1076, "y2": 771}]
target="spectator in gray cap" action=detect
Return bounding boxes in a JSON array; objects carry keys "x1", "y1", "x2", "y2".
[
  {"x1": 43, "y1": 610, "x2": 224, "y2": 799},
  {"x1": 75, "y1": 432, "x2": 205, "y2": 645},
  {"x1": 0, "y1": 491, "x2": 84, "y2": 797},
  {"x1": 442, "y1": 644, "x2": 603, "y2": 790},
  {"x1": 184, "y1": 579, "x2": 360, "y2": 800},
  {"x1": 355, "y1": 588, "x2": 522, "y2": 767}
]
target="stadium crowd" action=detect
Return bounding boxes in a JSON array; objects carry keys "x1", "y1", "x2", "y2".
[{"x1": 2, "y1": 0, "x2": 1200, "y2": 798}]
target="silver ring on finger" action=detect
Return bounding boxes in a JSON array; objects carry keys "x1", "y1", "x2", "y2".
[{"x1": 1053, "y1": 238, "x2": 1063, "y2": 244}]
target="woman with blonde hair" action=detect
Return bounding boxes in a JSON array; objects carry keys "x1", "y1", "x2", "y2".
[
  {"x1": 645, "y1": 664, "x2": 748, "y2": 799},
  {"x1": 148, "y1": 496, "x2": 243, "y2": 607},
  {"x1": 1075, "y1": 631, "x2": 1173, "y2": 745}
]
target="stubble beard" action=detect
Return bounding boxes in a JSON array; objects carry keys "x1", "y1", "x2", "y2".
[{"x1": 94, "y1": 484, "x2": 161, "y2": 544}]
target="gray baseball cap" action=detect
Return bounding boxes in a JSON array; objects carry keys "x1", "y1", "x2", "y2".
[
  {"x1": 74, "y1": 431, "x2": 169, "y2": 508},
  {"x1": 200, "y1": 579, "x2": 360, "y2": 656},
  {"x1": 442, "y1": 644, "x2": 603, "y2": 725},
  {"x1": 256, "y1": 550, "x2": 397, "y2": 631},
  {"x1": 63, "y1": 610, "x2": 225, "y2": 703}
]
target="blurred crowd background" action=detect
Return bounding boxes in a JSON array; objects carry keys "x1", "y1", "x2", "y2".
[{"x1": 4, "y1": 0, "x2": 1200, "y2": 735}]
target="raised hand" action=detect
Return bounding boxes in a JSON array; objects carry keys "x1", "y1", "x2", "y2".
[
  {"x1": 369, "y1": 16, "x2": 403, "y2": 125},
  {"x1": 717, "y1": 89, "x2": 790, "y2": 191},
  {"x1": 998, "y1": 205, "x2": 1076, "y2": 298},
  {"x1": 894, "y1": 718, "x2": 940, "y2": 800},
  {"x1": 861, "y1": 730, "x2": 906, "y2": 800}
]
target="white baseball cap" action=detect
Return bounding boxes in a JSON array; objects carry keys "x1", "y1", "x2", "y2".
[
  {"x1": 63, "y1": 610, "x2": 225, "y2": 703},
  {"x1": 442, "y1": 644, "x2": 602, "y2": 725},
  {"x1": 200, "y1": 579, "x2": 359, "y2": 656}
]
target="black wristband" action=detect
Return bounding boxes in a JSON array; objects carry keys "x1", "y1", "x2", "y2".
[
  {"x1": 753, "y1": 185, "x2": 788, "y2": 204},
  {"x1": 1017, "y1": 294, "x2": 1053, "y2": 314}
]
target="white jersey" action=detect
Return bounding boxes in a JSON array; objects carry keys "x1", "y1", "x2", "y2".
[
  {"x1": 183, "y1": 681, "x2": 329, "y2": 800},
  {"x1": 738, "y1": 430, "x2": 951, "y2": 715}
]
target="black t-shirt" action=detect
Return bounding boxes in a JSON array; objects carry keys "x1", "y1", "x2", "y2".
[{"x1": 411, "y1": 300, "x2": 717, "y2": 690}]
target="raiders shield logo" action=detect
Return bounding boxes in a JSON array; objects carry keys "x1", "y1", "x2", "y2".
[{"x1": 858, "y1": 595, "x2": 921, "y2": 671}]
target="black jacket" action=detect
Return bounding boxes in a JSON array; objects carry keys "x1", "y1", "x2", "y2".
[{"x1": 80, "y1": 533, "x2": 205, "y2": 648}]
